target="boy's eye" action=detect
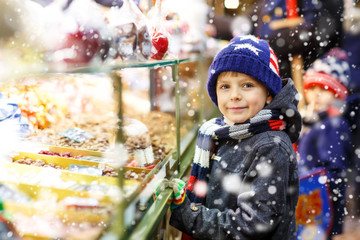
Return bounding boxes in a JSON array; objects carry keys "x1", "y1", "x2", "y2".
[
  {"x1": 219, "y1": 84, "x2": 230, "y2": 89},
  {"x1": 243, "y1": 83, "x2": 254, "y2": 88}
]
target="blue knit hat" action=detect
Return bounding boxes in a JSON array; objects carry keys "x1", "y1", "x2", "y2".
[{"x1": 207, "y1": 35, "x2": 282, "y2": 106}]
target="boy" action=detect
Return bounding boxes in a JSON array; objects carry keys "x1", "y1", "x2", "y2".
[
  {"x1": 169, "y1": 35, "x2": 302, "y2": 239},
  {"x1": 297, "y1": 48, "x2": 352, "y2": 238}
]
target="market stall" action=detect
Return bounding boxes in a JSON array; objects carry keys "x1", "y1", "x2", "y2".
[{"x1": 0, "y1": 0, "x2": 217, "y2": 239}]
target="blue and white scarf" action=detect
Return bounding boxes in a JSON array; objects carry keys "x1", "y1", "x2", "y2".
[{"x1": 187, "y1": 109, "x2": 285, "y2": 203}]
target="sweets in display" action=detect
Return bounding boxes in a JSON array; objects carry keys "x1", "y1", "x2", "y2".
[
  {"x1": 114, "y1": 22, "x2": 138, "y2": 60},
  {"x1": 57, "y1": 27, "x2": 101, "y2": 64},
  {"x1": 0, "y1": 85, "x2": 67, "y2": 130},
  {"x1": 0, "y1": 163, "x2": 121, "y2": 198},
  {"x1": 0, "y1": 161, "x2": 119, "y2": 239},
  {"x1": 0, "y1": 1, "x2": 210, "y2": 239},
  {"x1": 13, "y1": 156, "x2": 118, "y2": 177},
  {"x1": 124, "y1": 169, "x2": 148, "y2": 181},
  {"x1": 105, "y1": 0, "x2": 152, "y2": 62},
  {"x1": 138, "y1": 25, "x2": 152, "y2": 59},
  {"x1": 123, "y1": 117, "x2": 155, "y2": 167},
  {"x1": 150, "y1": 30, "x2": 169, "y2": 60},
  {"x1": 38, "y1": 150, "x2": 82, "y2": 159},
  {"x1": 11, "y1": 212, "x2": 104, "y2": 240}
]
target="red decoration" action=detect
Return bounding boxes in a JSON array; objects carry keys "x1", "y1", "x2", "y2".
[
  {"x1": 286, "y1": 0, "x2": 299, "y2": 18},
  {"x1": 59, "y1": 28, "x2": 101, "y2": 64},
  {"x1": 150, "y1": 31, "x2": 169, "y2": 60}
]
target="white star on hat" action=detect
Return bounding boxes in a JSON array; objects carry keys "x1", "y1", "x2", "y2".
[{"x1": 232, "y1": 43, "x2": 262, "y2": 56}]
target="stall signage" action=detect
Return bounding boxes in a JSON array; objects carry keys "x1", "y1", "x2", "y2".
[{"x1": 295, "y1": 168, "x2": 333, "y2": 240}]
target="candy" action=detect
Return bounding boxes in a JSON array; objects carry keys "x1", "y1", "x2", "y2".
[
  {"x1": 38, "y1": 150, "x2": 82, "y2": 159},
  {"x1": 115, "y1": 23, "x2": 137, "y2": 60},
  {"x1": 138, "y1": 26, "x2": 152, "y2": 59},
  {"x1": 59, "y1": 27, "x2": 101, "y2": 64},
  {"x1": 150, "y1": 31, "x2": 168, "y2": 60}
]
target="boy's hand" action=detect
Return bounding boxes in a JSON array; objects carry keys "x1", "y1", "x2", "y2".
[
  {"x1": 169, "y1": 178, "x2": 186, "y2": 210},
  {"x1": 153, "y1": 178, "x2": 186, "y2": 209},
  {"x1": 153, "y1": 179, "x2": 172, "y2": 204}
]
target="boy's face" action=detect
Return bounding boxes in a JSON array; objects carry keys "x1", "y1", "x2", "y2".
[
  {"x1": 216, "y1": 72, "x2": 271, "y2": 123},
  {"x1": 304, "y1": 85, "x2": 336, "y2": 112}
]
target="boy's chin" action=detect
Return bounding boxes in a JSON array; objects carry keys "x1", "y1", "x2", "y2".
[{"x1": 223, "y1": 115, "x2": 248, "y2": 125}]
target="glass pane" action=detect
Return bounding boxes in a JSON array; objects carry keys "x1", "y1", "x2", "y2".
[
  {"x1": 0, "y1": 73, "x2": 120, "y2": 239},
  {"x1": 178, "y1": 61, "x2": 201, "y2": 144}
]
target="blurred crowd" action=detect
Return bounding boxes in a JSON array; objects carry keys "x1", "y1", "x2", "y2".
[{"x1": 208, "y1": 0, "x2": 360, "y2": 239}]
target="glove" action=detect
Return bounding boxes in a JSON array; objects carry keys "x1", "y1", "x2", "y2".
[
  {"x1": 153, "y1": 178, "x2": 186, "y2": 209},
  {"x1": 153, "y1": 179, "x2": 172, "y2": 204},
  {"x1": 168, "y1": 178, "x2": 186, "y2": 210}
]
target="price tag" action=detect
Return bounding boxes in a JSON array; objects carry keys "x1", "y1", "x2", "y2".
[
  {"x1": 78, "y1": 156, "x2": 107, "y2": 163},
  {"x1": 60, "y1": 127, "x2": 94, "y2": 143},
  {"x1": 69, "y1": 164, "x2": 103, "y2": 176}
]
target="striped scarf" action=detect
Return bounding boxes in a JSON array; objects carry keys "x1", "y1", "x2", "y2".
[{"x1": 186, "y1": 109, "x2": 285, "y2": 204}]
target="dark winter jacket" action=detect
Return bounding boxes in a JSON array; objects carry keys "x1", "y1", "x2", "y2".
[
  {"x1": 343, "y1": 33, "x2": 360, "y2": 93},
  {"x1": 297, "y1": 107, "x2": 352, "y2": 236},
  {"x1": 342, "y1": 1, "x2": 360, "y2": 93},
  {"x1": 170, "y1": 79, "x2": 302, "y2": 240}
]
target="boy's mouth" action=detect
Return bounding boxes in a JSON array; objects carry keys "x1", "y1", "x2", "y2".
[{"x1": 227, "y1": 107, "x2": 246, "y2": 111}]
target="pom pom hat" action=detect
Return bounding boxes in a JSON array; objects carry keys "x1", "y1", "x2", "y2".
[
  {"x1": 303, "y1": 48, "x2": 350, "y2": 100},
  {"x1": 207, "y1": 35, "x2": 282, "y2": 106}
]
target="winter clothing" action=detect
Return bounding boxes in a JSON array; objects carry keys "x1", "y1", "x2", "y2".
[
  {"x1": 153, "y1": 178, "x2": 186, "y2": 209},
  {"x1": 298, "y1": 47, "x2": 352, "y2": 237},
  {"x1": 187, "y1": 108, "x2": 285, "y2": 204},
  {"x1": 153, "y1": 179, "x2": 173, "y2": 204},
  {"x1": 343, "y1": 33, "x2": 360, "y2": 93},
  {"x1": 342, "y1": 0, "x2": 360, "y2": 93},
  {"x1": 303, "y1": 48, "x2": 350, "y2": 100},
  {"x1": 342, "y1": 0, "x2": 360, "y2": 215},
  {"x1": 170, "y1": 79, "x2": 302, "y2": 240},
  {"x1": 343, "y1": 93, "x2": 360, "y2": 215},
  {"x1": 207, "y1": 35, "x2": 281, "y2": 105},
  {"x1": 171, "y1": 178, "x2": 187, "y2": 209},
  {"x1": 297, "y1": 106, "x2": 352, "y2": 237}
]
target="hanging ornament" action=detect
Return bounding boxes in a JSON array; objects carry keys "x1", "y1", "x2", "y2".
[{"x1": 150, "y1": 30, "x2": 168, "y2": 60}]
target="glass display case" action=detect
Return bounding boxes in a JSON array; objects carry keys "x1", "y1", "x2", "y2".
[
  {"x1": 0, "y1": 1, "x2": 219, "y2": 238},
  {"x1": 0, "y1": 53, "x2": 215, "y2": 239}
]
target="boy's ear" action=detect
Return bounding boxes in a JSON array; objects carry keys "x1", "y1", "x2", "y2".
[{"x1": 266, "y1": 93, "x2": 273, "y2": 104}]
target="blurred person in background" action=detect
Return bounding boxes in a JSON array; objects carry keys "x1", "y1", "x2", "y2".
[
  {"x1": 342, "y1": 0, "x2": 360, "y2": 217},
  {"x1": 210, "y1": 0, "x2": 344, "y2": 80},
  {"x1": 297, "y1": 48, "x2": 352, "y2": 239}
]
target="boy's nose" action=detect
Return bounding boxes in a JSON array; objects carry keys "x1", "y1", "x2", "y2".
[{"x1": 230, "y1": 88, "x2": 241, "y2": 101}]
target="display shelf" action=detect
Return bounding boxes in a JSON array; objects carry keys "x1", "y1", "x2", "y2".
[
  {"x1": 0, "y1": 50, "x2": 214, "y2": 239},
  {"x1": 1, "y1": 57, "x2": 200, "y2": 76},
  {"x1": 128, "y1": 137, "x2": 197, "y2": 240},
  {"x1": 128, "y1": 100, "x2": 220, "y2": 240},
  {"x1": 100, "y1": 55, "x2": 208, "y2": 240}
]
